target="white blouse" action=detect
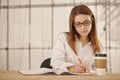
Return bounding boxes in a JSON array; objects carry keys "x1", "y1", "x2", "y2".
[{"x1": 50, "y1": 32, "x2": 96, "y2": 72}]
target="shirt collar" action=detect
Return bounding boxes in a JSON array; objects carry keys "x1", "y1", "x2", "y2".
[{"x1": 76, "y1": 37, "x2": 91, "y2": 45}]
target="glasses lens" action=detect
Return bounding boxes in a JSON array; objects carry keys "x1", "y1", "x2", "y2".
[
  {"x1": 83, "y1": 21, "x2": 92, "y2": 26},
  {"x1": 74, "y1": 22, "x2": 81, "y2": 27}
]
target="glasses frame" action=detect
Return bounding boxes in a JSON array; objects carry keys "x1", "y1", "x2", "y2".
[{"x1": 74, "y1": 20, "x2": 92, "y2": 28}]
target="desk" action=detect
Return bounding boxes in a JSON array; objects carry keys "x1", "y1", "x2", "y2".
[{"x1": 0, "y1": 71, "x2": 120, "y2": 80}]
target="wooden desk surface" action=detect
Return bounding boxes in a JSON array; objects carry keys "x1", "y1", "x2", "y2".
[{"x1": 0, "y1": 71, "x2": 120, "y2": 80}]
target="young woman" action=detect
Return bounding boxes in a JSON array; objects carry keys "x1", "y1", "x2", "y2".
[{"x1": 50, "y1": 4, "x2": 103, "y2": 73}]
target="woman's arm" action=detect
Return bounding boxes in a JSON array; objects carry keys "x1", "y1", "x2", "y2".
[{"x1": 50, "y1": 33, "x2": 74, "y2": 71}]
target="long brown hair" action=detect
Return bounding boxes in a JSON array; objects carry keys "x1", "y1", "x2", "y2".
[{"x1": 68, "y1": 4, "x2": 101, "y2": 54}]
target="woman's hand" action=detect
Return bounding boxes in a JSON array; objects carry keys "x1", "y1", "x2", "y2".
[{"x1": 67, "y1": 64, "x2": 87, "y2": 73}]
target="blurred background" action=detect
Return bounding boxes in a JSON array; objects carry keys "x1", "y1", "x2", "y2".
[{"x1": 0, "y1": 0, "x2": 120, "y2": 73}]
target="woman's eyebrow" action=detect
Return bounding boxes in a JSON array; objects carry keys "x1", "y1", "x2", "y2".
[{"x1": 75, "y1": 19, "x2": 91, "y2": 23}]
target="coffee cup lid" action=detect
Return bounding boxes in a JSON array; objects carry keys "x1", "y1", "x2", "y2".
[{"x1": 95, "y1": 54, "x2": 107, "y2": 57}]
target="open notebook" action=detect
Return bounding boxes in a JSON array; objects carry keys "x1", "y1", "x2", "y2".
[{"x1": 19, "y1": 68, "x2": 94, "y2": 76}]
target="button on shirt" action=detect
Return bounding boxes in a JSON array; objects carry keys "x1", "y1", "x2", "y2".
[{"x1": 50, "y1": 32, "x2": 95, "y2": 72}]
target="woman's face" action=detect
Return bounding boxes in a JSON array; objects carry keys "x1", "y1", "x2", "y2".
[{"x1": 74, "y1": 14, "x2": 92, "y2": 38}]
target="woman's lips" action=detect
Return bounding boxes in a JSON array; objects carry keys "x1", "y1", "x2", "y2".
[{"x1": 81, "y1": 30, "x2": 88, "y2": 33}]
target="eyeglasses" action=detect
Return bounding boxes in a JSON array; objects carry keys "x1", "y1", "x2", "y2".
[{"x1": 74, "y1": 20, "x2": 92, "y2": 28}]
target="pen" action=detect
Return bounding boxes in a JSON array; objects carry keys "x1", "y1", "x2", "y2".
[{"x1": 78, "y1": 57, "x2": 83, "y2": 65}]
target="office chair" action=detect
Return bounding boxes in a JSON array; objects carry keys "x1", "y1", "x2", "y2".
[{"x1": 40, "y1": 58, "x2": 52, "y2": 69}]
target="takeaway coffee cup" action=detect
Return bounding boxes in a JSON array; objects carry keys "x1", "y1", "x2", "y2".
[{"x1": 95, "y1": 54, "x2": 107, "y2": 75}]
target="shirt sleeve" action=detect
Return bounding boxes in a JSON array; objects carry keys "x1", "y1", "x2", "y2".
[{"x1": 50, "y1": 33, "x2": 74, "y2": 71}]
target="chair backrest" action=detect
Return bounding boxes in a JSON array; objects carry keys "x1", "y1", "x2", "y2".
[{"x1": 40, "y1": 58, "x2": 52, "y2": 69}]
